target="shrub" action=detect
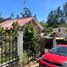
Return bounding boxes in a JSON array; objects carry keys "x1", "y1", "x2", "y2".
[{"x1": 19, "y1": 51, "x2": 29, "y2": 66}]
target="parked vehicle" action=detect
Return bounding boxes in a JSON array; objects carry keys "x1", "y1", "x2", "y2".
[{"x1": 39, "y1": 44, "x2": 67, "y2": 67}]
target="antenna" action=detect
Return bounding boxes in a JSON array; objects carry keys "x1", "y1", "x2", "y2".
[{"x1": 24, "y1": 0, "x2": 27, "y2": 8}]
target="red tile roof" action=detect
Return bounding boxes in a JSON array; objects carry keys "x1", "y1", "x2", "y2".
[
  {"x1": 50, "y1": 32, "x2": 64, "y2": 37},
  {"x1": 0, "y1": 17, "x2": 33, "y2": 30}
]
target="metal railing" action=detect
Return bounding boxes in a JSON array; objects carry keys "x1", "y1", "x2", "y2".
[{"x1": 0, "y1": 32, "x2": 19, "y2": 67}]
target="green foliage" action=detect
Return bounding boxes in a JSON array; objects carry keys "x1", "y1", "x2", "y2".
[
  {"x1": 40, "y1": 22, "x2": 48, "y2": 32},
  {"x1": 0, "y1": 22, "x2": 19, "y2": 64},
  {"x1": 46, "y1": 27, "x2": 53, "y2": 34},
  {"x1": 0, "y1": 13, "x2": 5, "y2": 23},
  {"x1": 40, "y1": 22, "x2": 53, "y2": 35},
  {"x1": 19, "y1": 51, "x2": 29, "y2": 65},
  {"x1": 22, "y1": 8, "x2": 32, "y2": 18},
  {"x1": 58, "y1": 23, "x2": 67, "y2": 28},
  {"x1": 63, "y1": 2, "x2": 67, "y2": 23},
  {"x1": 0, "y1": 17, "x2": 4, "y2": 23},
  {"x1": 12, "y1": 22, "x2": 20, "y2": 29},
  {"x1": 0, "y1": 22, "x2": 20, "y2": 36},
  {"x1": 40, "y1": 22, "x2": 48, "y2": 28},
  {"x1": 9, "y1": 12, "x2": 14, "y2": 19},
  {"x1": 0, "y1": 26, "x2": 4, "y2": 33},
  {"x1": 11, "y1": 22, "x2": 20, "y2": 35},
  {"x1": 63, "y1": 2, "x2": 67, "y2": 16},
  {"x1": 47, "y1": 2, "x2": 67, "y2": 27},
  {"x1": 23, "y1": 23, "x2": 39, "y2": 56},
  {"x1": 47, "y1": 7, "x2": 64, "y2": 27}
]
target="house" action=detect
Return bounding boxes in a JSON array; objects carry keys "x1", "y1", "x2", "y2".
[
  {"x1": 44, "y1": 28, "x2": 67, "y2": 49},
  {"x1": 0, "y1": 17, "x2": 44, "y2": 57},
  {"x1": 0, "y1": 17, "x2": 43, "y2": 35}
]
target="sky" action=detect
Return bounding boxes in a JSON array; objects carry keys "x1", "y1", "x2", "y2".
[{"x1": 0, "y1": 0, "x2": 67, "y2": 21}]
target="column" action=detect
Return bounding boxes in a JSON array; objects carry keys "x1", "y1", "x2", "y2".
[{"x1": 17, "y1": 30, "x2": 23, "y2": 57}]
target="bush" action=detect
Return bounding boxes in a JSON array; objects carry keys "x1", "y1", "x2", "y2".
[{"x1": 19, "y1": 51, "x2": 29, "y2": 66}]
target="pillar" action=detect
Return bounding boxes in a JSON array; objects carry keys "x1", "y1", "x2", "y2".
[
  {"x1": 53, "y1": 37, "x2": 57, "y2": 47},
  {"x1": 17, "y1": 30, "x2": 23, "y2": 57}
]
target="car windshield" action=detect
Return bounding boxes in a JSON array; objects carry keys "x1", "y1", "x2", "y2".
[{"x1": 49, "y1": 46, "x2": 67, "y2": 56}]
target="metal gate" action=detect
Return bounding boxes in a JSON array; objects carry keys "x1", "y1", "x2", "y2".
[{"x1": 0, "y1": 31, "x2": 19, "y2": 67}]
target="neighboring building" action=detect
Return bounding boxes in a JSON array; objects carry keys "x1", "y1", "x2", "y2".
[
  {"x1": 53, "y1": 28, "x2": 67, "y2": 38},
  {"x1": 45, "y1": 28, "x2": 67, "y2": 39},
  {"x1": 44, "y1": 28, "x2": 67, "y2": 49}
]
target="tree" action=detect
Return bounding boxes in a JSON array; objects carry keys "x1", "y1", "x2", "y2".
[
  {"x1": 22, "y1": 7, "x2": 32, "y2": 18},
  {"x1": 40, "y1": 22, "x2": 53, "y2": 35},
  {"x1": 63, "y1": 2, "x2": 67, "y2": 23},
  {"x1": 47, "y1": 11, "x2": 55, "y2": 26},
  {"x1": 47, "y1": 7, "x2": 64, "y2": 27},
  {"x1": 47, "y1": 10, "x2": 59, "y2": 27},
  {"x1": 0, "y1": 17, "x2": 4, "y2": 23},
  {"x1": 0, "y1": 12, "x2": 5, "y2": 23},
  {"x1": 34, "y1": 14, "x2": 37, "y2": 20},
  {"x1": 55, "y1": 7, "x2": 64, "y2": 24},
  {"x1": 9, "y1": 12, "x2": 14, "y2": 19},
  {"x1": 23, "y1": 23, "x2": 38, "y2": 56},
  {"x1": 16, "y1": 14, "x2": 19, "y2": 19}
]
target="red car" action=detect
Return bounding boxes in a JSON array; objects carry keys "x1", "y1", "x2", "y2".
[{"x1": 39, "y1": 45, "x2": 67, "y2": 67}]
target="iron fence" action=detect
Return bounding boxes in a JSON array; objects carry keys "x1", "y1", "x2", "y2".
[{"x1": 0, "y1": 32, "x2": 19, "y2": 67}]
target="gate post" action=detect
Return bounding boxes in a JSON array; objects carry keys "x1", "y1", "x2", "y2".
[
  {"x1": 17, "y1": 30, "x2": 23, "y2": 58},
  {"x1": 53, "y1": 36, "x2": 57, "y2": 48}
]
